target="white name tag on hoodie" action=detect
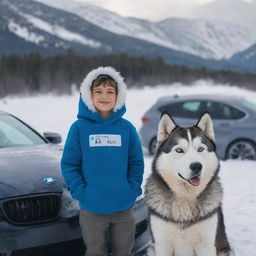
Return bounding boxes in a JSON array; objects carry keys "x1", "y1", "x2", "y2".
[{"x1": 89, "y1": 134, "x2": 121, "y2": 147}]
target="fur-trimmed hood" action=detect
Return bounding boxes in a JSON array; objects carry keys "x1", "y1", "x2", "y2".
[{"x1": 80, "y1": 66, "x2": 127, "y2": 112}]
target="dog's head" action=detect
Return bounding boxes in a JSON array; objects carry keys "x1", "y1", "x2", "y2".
[{"x1": 154, "y1": 112, "x2": 219, "y2": 195}]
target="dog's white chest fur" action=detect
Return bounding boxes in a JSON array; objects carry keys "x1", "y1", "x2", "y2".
[{"x1": 151, "y1": 213, "x2": 218, "y2": 256}]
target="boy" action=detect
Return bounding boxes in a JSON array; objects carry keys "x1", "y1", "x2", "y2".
[{"x1": 61, "y1": 66, "x2": 144, "y2": 256}]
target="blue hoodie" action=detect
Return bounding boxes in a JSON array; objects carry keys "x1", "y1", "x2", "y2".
[{"x1": 61, "y1": 67, "x2": 144, "y2": 214}]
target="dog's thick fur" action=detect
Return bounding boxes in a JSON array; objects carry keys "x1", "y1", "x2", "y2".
[{"x1": 145, "y1": 112, "x2": 232, "y2": 256}]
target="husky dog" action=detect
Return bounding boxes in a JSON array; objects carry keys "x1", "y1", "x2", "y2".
[{"x1": 145, "y1": 112, "x2": 232, "y2": 256}]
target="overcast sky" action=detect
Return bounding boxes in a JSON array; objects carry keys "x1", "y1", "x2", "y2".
[{"x1": 74, "y1": 0, "x2": 256, "y2": 27}]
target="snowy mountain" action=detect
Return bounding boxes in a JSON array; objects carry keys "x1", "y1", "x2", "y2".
[
  {"x1": 156, "y1": 18, "x2": 256, "y2": 60},
  {"x1": 0, "y1": 0, "x2": 255, "y2": 74},
  {"x1": 0, "y1": 0, "x2": 223, "y2": 69},
  {"x1": 230, "y1": 44, "x2": 256, "y2": 72},
  {"x1": 35, "y1": 0, "x2": 256, "y2": 60},
  {"x1": 0, "y1": 0, "x2": 107, "y2": 55}
]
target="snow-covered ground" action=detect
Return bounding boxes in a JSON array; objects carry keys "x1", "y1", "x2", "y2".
[{"x1": 1, "y1": 81, "x2": 256, "y2": 255}]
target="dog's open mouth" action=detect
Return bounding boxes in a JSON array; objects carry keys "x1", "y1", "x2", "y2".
[{"x1": 178, "y1": 173, "x2": 201, "y2": 186}]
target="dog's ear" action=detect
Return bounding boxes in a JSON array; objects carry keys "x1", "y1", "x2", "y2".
[
  {"x1": 196, "y1": 112, "x2": 215, "y2": 141},
  {"x1": 157, "y1": 112, "x2": 177, "y2": 148}
]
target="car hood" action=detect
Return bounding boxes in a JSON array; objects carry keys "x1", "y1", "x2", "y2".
[{"x1": 0, "y1": 144, "x2": 65, "y2": 199}]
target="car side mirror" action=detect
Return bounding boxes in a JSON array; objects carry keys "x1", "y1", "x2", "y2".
[{"x1": 43, "y1": 132, "x2": 62, "y2": 144}]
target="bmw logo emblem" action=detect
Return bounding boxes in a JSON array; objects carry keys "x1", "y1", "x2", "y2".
[{"x1": 43, "y1": 177, "x2": 56, "y2": 184}]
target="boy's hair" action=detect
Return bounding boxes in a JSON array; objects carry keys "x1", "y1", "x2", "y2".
[{"x1": 91, "y1": 75, "x2": 118, "y2": 93}]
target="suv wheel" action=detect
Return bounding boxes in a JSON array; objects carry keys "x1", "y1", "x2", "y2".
[{"x1": 226, "y1": 140, "x2": 256, "y2": 160}]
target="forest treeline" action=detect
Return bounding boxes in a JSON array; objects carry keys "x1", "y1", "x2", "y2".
[{"x1": 0, "y1": 50, "x2": 256, "y2": 98}]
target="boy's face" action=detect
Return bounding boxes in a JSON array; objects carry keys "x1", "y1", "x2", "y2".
[{"x1": 92, "y1": 84, "x2": 117, "y2": 118}]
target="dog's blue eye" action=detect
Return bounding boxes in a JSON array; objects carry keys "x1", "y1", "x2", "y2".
[
  {"x1": 175, "y1": 148, "x2": 184, "y2": 153},
  {"x1": 198, "y1": 147, "x2": 204, "y2": 152}
]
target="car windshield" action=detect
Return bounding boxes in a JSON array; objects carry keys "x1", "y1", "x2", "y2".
[
  {"x1": 242, "y1": 100, "x2": 256, "y2": 113},
  {"x1": 0, "y1": 114, "x2": 46, "y2": 148}
]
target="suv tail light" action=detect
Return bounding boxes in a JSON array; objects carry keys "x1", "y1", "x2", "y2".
[{"x1": 141, "y1": 117, "x2": 150, "y2": 123}]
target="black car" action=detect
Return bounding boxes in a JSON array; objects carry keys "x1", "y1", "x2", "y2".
[{"x1": 0, "y1": 111, "x2": 151, "y2": 256}]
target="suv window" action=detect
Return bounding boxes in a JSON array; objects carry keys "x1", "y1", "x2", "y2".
[
  {"x1": 158, "y1": 101, "x2": 204, "y2": 118},
  {"x1": 206, "y1": 102, "x2": 245, "y2": 120},
  {"x1": 159, "y1": 100, "x2": 245, "y2": 120}
]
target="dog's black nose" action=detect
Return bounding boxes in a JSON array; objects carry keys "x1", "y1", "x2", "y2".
[{"x1": 190, "y1": 162, "x2": 202, "y2": 175}]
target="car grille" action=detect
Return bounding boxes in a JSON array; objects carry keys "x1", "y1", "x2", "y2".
[{"x1": 2, "y1": 194, "x2": 61, "y2": 226}]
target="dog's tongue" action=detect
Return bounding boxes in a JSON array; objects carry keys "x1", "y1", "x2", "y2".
[{"x1": 189, "y1": 176, "x2": 201, "y2": 186}]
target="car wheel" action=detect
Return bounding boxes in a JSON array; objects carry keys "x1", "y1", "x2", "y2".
[
  {"x1": 149, "y1": 137, "x2": 157, "y2": 155},
  {"x1": 226, "y1": 140, "x2": 256, "y2": 160}
]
